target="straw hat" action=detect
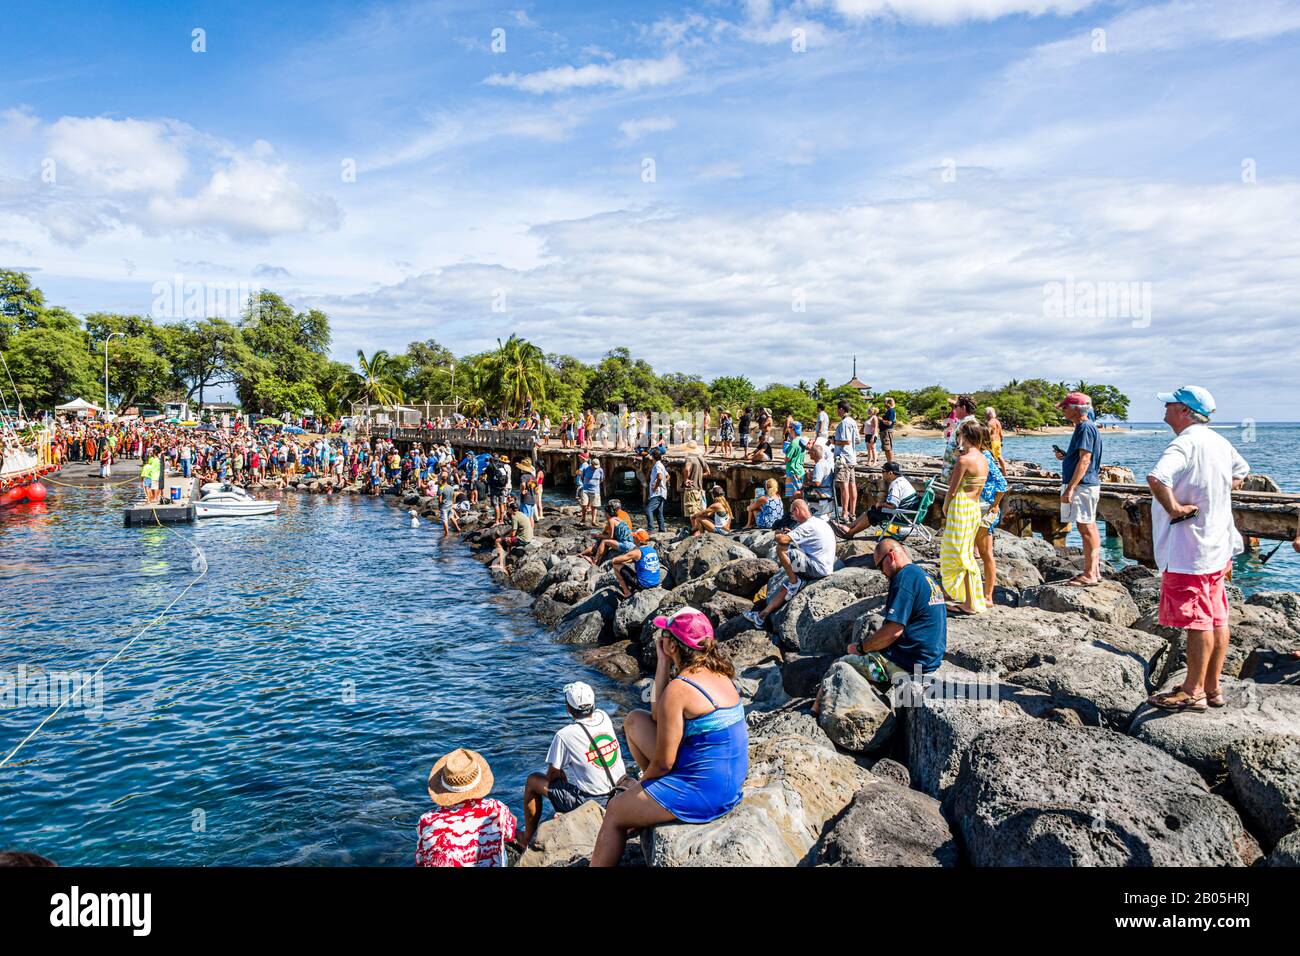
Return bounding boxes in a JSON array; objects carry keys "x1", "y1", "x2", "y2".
[
  {"x1": 516, "y1": 460, "x2": 535, "y2": 474},
  {"x1": 427, "y1": 748, "x2": 494, "y2": 807}
]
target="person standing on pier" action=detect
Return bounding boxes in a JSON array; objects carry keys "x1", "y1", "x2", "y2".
[
  {"x1": 783, "y1": 421, "x2": 808, "y2": 503},
  {"x1": 1054, "y1": 391, "x2": 1103, "y2": 587},
  {"x1": 832, "y1": 401, "x2": 860, "y2": 519},
  {"x1": 880, "y1": 397, "x2": 897, "y2": 464},
  {"x1": 577, "y1": 453, "x2": 604, "y2": 527},
  {"x1": 1145, "y1": 386, "x2": 1250, "y2": 712},
  {"x1": 738, "y1": 407, "x2": 752, "y2": 459},
  {"x1": 646, "y1": 449, "x2": 668, "y2": 532}
]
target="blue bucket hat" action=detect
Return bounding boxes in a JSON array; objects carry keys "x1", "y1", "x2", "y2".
[
  {"x1": 791, "y1": 421, "x2": 803, "y2": 435},
  {"x1": 1156, "y1": 385, "x2": 1216, "y2": 418}
]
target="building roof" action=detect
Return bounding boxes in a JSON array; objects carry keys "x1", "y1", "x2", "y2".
[{"x1": 842, "y1": 377, "x2": 871, "y2": 391}]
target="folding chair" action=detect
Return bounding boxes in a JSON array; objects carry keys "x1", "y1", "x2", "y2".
[{"x1": 873, "y1": 473, "x2": 941, "y2": 544}]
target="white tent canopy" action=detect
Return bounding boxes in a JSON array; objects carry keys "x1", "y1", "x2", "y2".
[{"x1": 56, "y1": 398, "x2": 101, "y2": 412}]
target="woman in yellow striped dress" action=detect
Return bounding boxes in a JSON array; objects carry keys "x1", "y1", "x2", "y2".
[{"x1": 941, "y1": 419, "x2": 989, "y2": 614}]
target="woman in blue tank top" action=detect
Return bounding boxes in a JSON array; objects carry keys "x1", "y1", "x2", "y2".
[{"x1": 591, "y1": 607, "x2": 748, "y2": 866}]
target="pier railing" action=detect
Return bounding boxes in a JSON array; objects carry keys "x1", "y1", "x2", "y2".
[{"x1": 383, "y1": 426, "x2": 539, "y2": 453}]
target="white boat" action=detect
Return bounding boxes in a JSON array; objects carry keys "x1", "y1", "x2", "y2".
[{"x1": 195, "y1": 484, "x2": 279, "y2": 518}]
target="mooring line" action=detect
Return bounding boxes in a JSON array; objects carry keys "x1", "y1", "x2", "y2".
[{"x1": 0, "y1": 510, "x2": 208, "y2": 769}]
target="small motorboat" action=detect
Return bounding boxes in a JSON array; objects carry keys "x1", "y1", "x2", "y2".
[{"x1": 195, "y1": 483, "x2": 279, "y2": 518}]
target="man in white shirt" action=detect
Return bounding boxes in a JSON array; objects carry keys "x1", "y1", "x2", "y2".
[
  {"x1": 521, "y1": 682, "x2": 627, "y2": 845},
  {"x1": 803, "y1": 441, "x2": 836, "y2": 518},
  {"x1": 1145, "y1": 386, "x2": 1250, "y2": 713},
  {"x1": 835, "y1": 462, "x2": 918, "y2": 535},
  {"x1": 744, "y1": 499, "x2": 836, "y2": 630},
  {"x1": 832, "y1": 401, "x2": 860, "y2": 520},
  {"x1": 815, "y1": 403, "x2": 831, "y2": 443}
]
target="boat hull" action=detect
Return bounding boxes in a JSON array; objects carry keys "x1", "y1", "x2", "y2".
[{"x1": 196, "y1": 502, "x2": 279, "y2": 518}]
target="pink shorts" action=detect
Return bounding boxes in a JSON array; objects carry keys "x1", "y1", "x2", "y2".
[{"x1": 1158, "y1": 564, "x2": 1230, "y2": 631}]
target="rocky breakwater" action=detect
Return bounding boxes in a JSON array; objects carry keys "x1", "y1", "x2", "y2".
[{"x1": 438, "y1": 495, "x2": 1300, "y2": 867}]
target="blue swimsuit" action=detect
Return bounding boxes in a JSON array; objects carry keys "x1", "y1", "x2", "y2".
[{"x1": 642, "y1": 677, "x2": 748, "y2": 824}]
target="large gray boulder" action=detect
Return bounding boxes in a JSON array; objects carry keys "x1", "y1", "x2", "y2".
[
  {"x1": 1130, "y1": 673, "x2": 1300, "y2": 779},
  {"x1": 667, "y1": 535, "x2": 755, "y2": 585},
  {"x1": 532, "y1": 594, "x2": 571, "y2": 628},
  {"x1": 554, "y1": 610, "x2": 605, "y2": 646},
  {"x1": 1271, "y1": 829, "x2": 1300, "y2": 866},
  {"x1": 541, "y1": 555, "x2": 596, "y2": 593},
  {"x1": 516, "y1": 800, "x2": 604, "y2": 868},
  {"x1": 1225, "y1": 733, "x2": 1300, "y2": 848},
  {"x1": 996, "y1": 555, "x2": 1044, "y2": 592},
  {"x1": 1020, "y1": 580, "x2": 1140, "y2": 628},
  {"x1": 643, "y1": 787, "x2": 802, "y2": 867},
  {"x1": 737, "y1": 662, "x2": 790, "y2": 713},
  {"x1": 509, "y1": 559, "x2": 549, "y2": 595},
  {"x1": 816, "y1": 661, "x2": 895, "y2": 753},
  {"x1": 720, "y1": 631, "x2": 782, "y2": 673},
  {"x1": 580, "y1": 642, "x2": 643, "y2": 681},
  {"x1": 644, "y1": 722, "x2": 870, "y2": 866},
  {"x1": 813, "y1": 782, "x2": 958, "y2": 867},
  {"x1": 702, "y1": 591, "x2": 755, "y2": 628},
  {"x1": 732, "y1": 529, "x2": 777, "y2": 559},
  {"x1": 952, "y1": 720, "x2": 1262, "y2": 866},
  {"x1": 612, "y1": 587, "x2": 669, "y2": 641},
  {"x1": 945, "y1": 605, "x2": 1170, "y2": 729},
  {"x1": 713, "y1": 557, "x2": 779, "y2": 598},
  {"x1": 542, "y1": 580, "x2": 591, "y2": 605},
  {"x1": 774, "y1": 586, "x2": 886, "y2": 656}
]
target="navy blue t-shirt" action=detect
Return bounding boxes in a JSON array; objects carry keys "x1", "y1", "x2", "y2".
[
  {"x1": 881, "y1": 563, "x2": 947, "y2": 674},
  {"x1": 1062, "y1": 419, "x2": 1102, "y2": 487}
]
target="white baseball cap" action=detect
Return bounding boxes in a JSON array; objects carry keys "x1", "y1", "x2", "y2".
[{"x1": 564, "y1": 681, "x2": 595, "y2": 711}]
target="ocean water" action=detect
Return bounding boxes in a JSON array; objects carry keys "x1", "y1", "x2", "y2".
[
  {"x1": 0, "y1": 487, "x2": 633, "y2": 865},
  {"x1": 891, "y1": 421, "x2": 1299, "y2": 594}
]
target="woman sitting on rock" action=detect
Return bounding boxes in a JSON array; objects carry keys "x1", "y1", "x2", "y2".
[
  {"x1": 689, "y1": 485, "x2": 733, "y2": 535},
  {"x1": 744, "y1": 478, "x2": 784, "y2": 529},
  {"x1": 590, "y1": 608, "x2": 748, "y2": 866}
]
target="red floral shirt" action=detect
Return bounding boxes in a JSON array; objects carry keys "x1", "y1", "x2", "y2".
[{"x1": 415, "y1": 798, "x2": 517, "y2": 867}]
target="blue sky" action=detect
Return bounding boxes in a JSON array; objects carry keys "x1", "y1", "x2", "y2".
[{"x1": 2, "y1": 0, "x2": 1299, "y2": 420}]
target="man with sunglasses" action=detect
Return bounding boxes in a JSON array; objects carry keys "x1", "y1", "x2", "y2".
[{"x1": 845, "y1": 538, "x2": 947, "y2": 681}]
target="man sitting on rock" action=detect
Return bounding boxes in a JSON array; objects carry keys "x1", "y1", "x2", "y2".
[
  {"x1": 490, "y1": 501, "x2": 535, "y2": 570},
  {"x1": 611, "y1": 528, "x2": 662, "y2": 598},
  {"x1": 845, "y1": 538, "x2": 947, "y2": 681},
  {"x1": 521, "y1": 682, "x2": 628, "y2": 847},
  {"x1": 742, "y1": 499, "x2": 836, "y2": 631},
  {"x1": 832, "y1": 462, "x2": 917, "y2": 537}
]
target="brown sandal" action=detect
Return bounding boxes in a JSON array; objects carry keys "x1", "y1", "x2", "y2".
[
  {"x1": 1147, "y1": 688, "x2": 1208, "y2": 712},
  {"x1": 1205, "y1": 688, "x2": 1226, "y2": 708}
]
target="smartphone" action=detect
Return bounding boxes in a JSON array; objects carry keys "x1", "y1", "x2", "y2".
[
  {"x1": 1052, "y1": 444, "x2": 1066, "y2": 456},
  {"x1": 1169, "y1": 507, "x2": 1199, "y2": 525}
]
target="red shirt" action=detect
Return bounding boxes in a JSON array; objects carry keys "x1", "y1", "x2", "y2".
[{"x1": 415, "y1": 798, "x2": 516, "y2": 868}]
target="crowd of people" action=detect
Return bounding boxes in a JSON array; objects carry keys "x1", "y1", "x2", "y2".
[{"x1": 19, "y1": 380, "x2": 1283, "y2": 868}]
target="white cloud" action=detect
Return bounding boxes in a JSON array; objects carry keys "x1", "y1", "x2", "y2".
[
  {"x1": 485, "y1": 54, "x2": 686, "y2": 94},
  {"x1": 618, "y1": 116, "x2": 677, "y2": 143},
  {"x1": 307, "y1": 178, "x2": 1300, "y2": 418},
  {"x1": 830, "y1": 0, "x2": 1098, "y2": 24},
  {"x1": 0, "y1": 112, "x2": 340, "y2": 244}
]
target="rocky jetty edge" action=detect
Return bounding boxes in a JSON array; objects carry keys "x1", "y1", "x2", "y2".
[{"x1": 277, "y1": 471, "x2": 1300, "y2": 868}]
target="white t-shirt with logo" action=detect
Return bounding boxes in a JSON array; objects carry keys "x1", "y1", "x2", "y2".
[
  {"x1": 885, "y1": 476, "x2": 917, "y2": 508},
  {"x1": 1148, "y1": 424, "x2": 1250, "y2": 574},
  {"x1": 545, "y1": 710, "x2": 626, "y2": 796},
  {"x1": 788, "y1": 515, "x2": 836, "y2": 577}
]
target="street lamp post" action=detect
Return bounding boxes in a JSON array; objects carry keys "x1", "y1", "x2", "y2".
[
  {"x1": 450, "y1": 363, "x2": 457, "y2": 412},
  {"x1": 104, "y1": 331, "x2": 125, "y2": 419}
]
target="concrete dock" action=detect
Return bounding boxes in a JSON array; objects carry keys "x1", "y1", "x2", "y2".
[{"x1": 124, "y1": 474, "x2": 199, "y2": 527}]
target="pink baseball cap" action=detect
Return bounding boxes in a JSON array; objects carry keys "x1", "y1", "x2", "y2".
[
  {"x1": 1056, "y1": 391, "x2": 1091, "y2": 409},
  {"x1": 652, "y1": 607, "x2": 714, "y2": 649}
]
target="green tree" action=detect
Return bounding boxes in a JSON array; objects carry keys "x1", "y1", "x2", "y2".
[
  {"x1": 3, "y1": 311, "x2": 98, "y2": 410},
  {"x1": 752, "y1": 383, "x2": 817, "y2": 424},
  {"x1": 482, "y1": 334, "x2": 547, "y2": 415},
  {"x1": 401, "y1": 338, "x2": 456, "y2": 402},
  {"x1": 354, "y1": 349, "x2": 406, "y2": 405},
  {"x1": 707, "y1": 375, "x2": 755, "y2": 413},
  {"x1": 165, "y1": 317, "x2": 247, "y2": 407},
  {"x1": 0, "y1": 270, "x2": 46, "y2": 348},
  {"x1": 584, "y1": 347, "x2": 667, "y2": 412},
  {"x1": 660, "y1": 372, "x2": 710, "y2": 410},
  {"x1": 235, "y1": 291, "x2": 331, "y2": 411}
]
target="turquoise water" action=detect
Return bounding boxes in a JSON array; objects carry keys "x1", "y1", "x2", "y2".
[
  {"x1": 892, "y1": 421, "x2": 1299, "y2": 594},
  {"x1": 0, "y1": 487, "x2": 630, "y2": 865}
]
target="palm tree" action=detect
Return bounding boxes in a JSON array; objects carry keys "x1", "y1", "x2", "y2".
[
  {"x1": 813, "y1": 377, "x2": 829, "y2": 401},
  {"x1": 355, "y1": 349, "x2": 405, "y2": 406},
  {"x1": 483, "y1": 335, "x2": 546, "y2": 415},
  {"x1": 797, "y1": 379, "x2": 811, "y2": 395}
]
